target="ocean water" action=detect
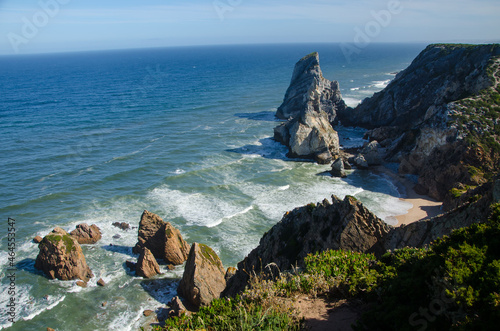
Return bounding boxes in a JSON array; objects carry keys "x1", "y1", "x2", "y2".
[{"x1": 0, "y1": 43, "x2": 424, "y2": 330}]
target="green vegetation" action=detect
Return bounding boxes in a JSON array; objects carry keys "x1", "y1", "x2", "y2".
[
  {"x1": 200, "y1": 243, "x2": 221, "y2": 267},
  {"x1": 345, "y1": 195, "x2": 358, "y2": 201},
  {"x1": 45, "y1": 234, "x2": 62, "y2": 244},
  {"x1": 450, "y1": 185, "x2": 477, "y2": 199},
  {"x1": 156, "y1": 204, "x2": 500, "y2": 330},
  {"x1": 359, "y1": 203, "x2": 500, "y2": 330},
  {"x1": 44, "y1": 234, "x2": 76, "y2": 253},
  {"x1": 450, "y1": 55, "x2": 500, "y2": 158},
  {"x1": 61, "y1": 234, "x2": 76, "y2": 253},
  {"x1": 300, "y1": 52, "x2": 318, "y2": 61},
  {"x1": 159, "y1": 283, "x2": 303, "y2": 331}
]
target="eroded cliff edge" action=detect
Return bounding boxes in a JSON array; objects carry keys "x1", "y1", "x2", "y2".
[
  {"x1": 224, "y1": 176, "x2": 500, "y2": 297},
  {"x1": 225, "y1": 43, "x2": 500, "y2": 297},
  {"x1": 339, "y1": 44, "x2": 500, "y2": 202}
]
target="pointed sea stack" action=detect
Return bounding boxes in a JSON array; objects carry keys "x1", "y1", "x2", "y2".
[
  {"x1": 276, "y1": 52, "x2": 346, "y2": 121},
  {"x1": 274, "y1": 52, "x2": 345, "y2": 164}
]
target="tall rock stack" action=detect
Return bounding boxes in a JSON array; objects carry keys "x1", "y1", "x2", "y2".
[
  {"x1": 274, "y1": 52, "x2": 346, "y2": 164},
  {"x1": 276, "y1": 52, "x2": 345, "y2": 121}
]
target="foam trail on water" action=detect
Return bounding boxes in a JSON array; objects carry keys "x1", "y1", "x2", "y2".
[
  {"x1": 22, "y1": 295, "x2": 66, "y2": 322},
  {"x1": 211, "y1": 205, "x2": 254, "y2": 227}
]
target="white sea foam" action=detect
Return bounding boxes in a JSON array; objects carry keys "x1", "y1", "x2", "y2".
[
  {"x1": 343, "y1": 97, "x2": 362, "y2": 107},
  {"x1": 211, "y1": 205, "x2": 254, "y2": 227},
  {"x1": 148, "y1": 185, "x2": 244, "y2": 228},
  {"x1": 371, "y1": 79, "x2": 391, "y2": 89},
  {"x1": 22, "y1": 295, "x2": 66, "y2": 321}
]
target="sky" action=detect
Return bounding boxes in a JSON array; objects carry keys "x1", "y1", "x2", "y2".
[{"x1": 0, "y1": 0, "x2": 499, "y2": 55}]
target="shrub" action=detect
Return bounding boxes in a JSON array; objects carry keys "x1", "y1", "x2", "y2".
[{"x1": 160, "y1": 296, "x2": 302, "y2": 331}]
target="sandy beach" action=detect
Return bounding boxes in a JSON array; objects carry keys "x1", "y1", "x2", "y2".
[{"x1": 373, "y1": 166, "x2": 443, "y2": 226}]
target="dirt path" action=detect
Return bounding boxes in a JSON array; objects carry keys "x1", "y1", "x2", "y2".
[{"x1": 294, "y1": 296, "x2": 364, "y2": 331}]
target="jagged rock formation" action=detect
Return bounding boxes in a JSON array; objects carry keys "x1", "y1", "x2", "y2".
[
  {"x1": 339, "y1": 44, "x2": 499, "y2": 129},
  {"x1": 35, "y1": 227, "x2": 94, "y2": 282},
  {"x1": 330, "y1": 158, "x2": 347, "y2": 178},
  {"x1": 70, "y1": 223, "x2": 102, "y2": 244},
  {"x1": 178, "y1": 243, "x2": 226, "y2": 308},
  {"x1": 167, "y1": 296, "x2": 189, "y2": 318},
  {"x1": 274, "y1": 109, "x2": 340, "y2": 164},
  {"x1": 133, "y1": 210, "x2": 190, "y2": 265},
  {"x1": 223, "y1": 196, "x2": 391, "y2": 297},
  {"x1": 224, "y1": 178, "x2": 499, "y2": 296},
  {"x1": 339, "y1": 44, "x2": 500, "y2": 200},
  {"x1": 136, "y1": 247, "x2": 161, "y2": 278},
  {"x1": 274, "y1": 52, "x2": 345, "y2": 164},
  {"x1": 358, "y1": 141, "x2": 383, "y2": 166},
  {"x1": 276, "y1": 52, "x2": 346, "y2": 121}
]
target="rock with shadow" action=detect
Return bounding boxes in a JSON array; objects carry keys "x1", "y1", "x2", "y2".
[
  {"x1": 177, "y1": 243, "x2": 226, "y2": 308},
  {"x1": 35, "y1": 227, "x2": 94, "y2": 282},
  {"x1": 133, "y1": 210, "x2": 190, "y2": 266}
]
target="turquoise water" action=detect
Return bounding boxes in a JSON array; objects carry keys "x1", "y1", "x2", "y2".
[{"x1": 0, "y1": 43, "x2": 424, "y2": 330}]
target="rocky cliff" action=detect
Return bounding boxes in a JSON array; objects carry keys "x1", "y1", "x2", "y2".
[
  {"x1": 339, "y1": 44, "x2": 500, "y2": 201},
  {"x1": 276, "y1": 52, "x2": 346, "y2": 121},
  {"x1": 274, "y1": 52, "x2": 345, "y2": 163},
  {"x1": 223, "y1": 175, "x2": 500, "y2": 296}
]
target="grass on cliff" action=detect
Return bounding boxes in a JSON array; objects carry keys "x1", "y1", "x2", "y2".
[
  {"x1": 156, "y1": 204, "x2": 500, "y2": 330},
  {"x1": 451, "y1": 55, "x2": 500, "y2": 157}
]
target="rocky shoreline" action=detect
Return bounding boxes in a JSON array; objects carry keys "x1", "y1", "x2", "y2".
[{"x1": 32, "y1": 43, "x2": 500, "y2": 329}]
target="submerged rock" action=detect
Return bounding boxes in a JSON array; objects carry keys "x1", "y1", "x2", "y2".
[
  {"x1": 177, "y1": 243, "x2": 226, "y2": 308},
  {"x1": 35, "y1": 227, "x2": 94, "y2": 282},
  {"x1": 70, "y1": 223, "x2": 102, "y2": 245},
  {"x1": 133, "y1": 210, "x2": 190, "y2": 265},
  {"x1": 112, "y1": 222, "x2": 130, "y2": 230}
]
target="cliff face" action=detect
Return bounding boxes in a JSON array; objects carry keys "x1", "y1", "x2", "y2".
[
  {"x1": 223, "y1": 176, "x2": 500, "y2": 297},
  {"x1": 340, "y1": 44, "x2": 500, "y2": 201},
  {"x1": 339, "y1": 44, "x2": 499, "y2": 129},
  {"x1": 274, "y1": 52, "x2": 345, "y2": 164},
  {"x1": 276, "y1": 52, "x2": 346, "y2": 121},
  {"x1": 223, "y1": 195, "x2": 391, "y2": 297},
  {"x1": 274, "y1": 107, "x2": 340, "y2": 164}
]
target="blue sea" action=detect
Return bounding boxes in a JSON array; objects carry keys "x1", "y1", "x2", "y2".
[{"x1": 0, "y1": 43, "x2": 424, "y2": 330}]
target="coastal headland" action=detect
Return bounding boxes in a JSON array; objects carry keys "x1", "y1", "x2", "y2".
[{"x1": 30, "y1": 43, "x2": 500, "y2": 330}]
